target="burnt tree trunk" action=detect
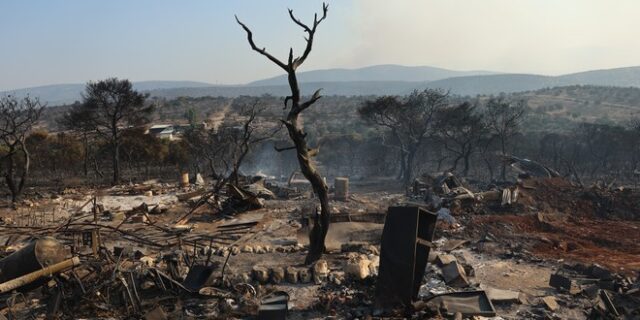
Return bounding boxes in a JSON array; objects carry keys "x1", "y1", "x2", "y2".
[
  {"x1": 398, "y1": 151, "x2": 406, "y2": 181},
  {"x1": 237, "y1": 3, "x2": 330, "y2": 264},
  {"x1": 283, "y1": 109, "x2": 330, "y2": 264},
  {"x1": 17, "y1": 140, "x2": 29, "y2": 199},
  {"x1": 112, "y1": 140, "x2": 120, "y2": 184},
  {"x1": 83, "y1": 132, "x2": 89, "y2": 177},
  {"x1": 404, "y1": 147, "x2": 417, "y2": 187},
  {"x1": 111, "y1": 116, "x2": 120, "y2": 185},
  {"x1": 4, "y1": 145, "x2": 17, "y2": 203},
  {"x1": 4, "y1": 140, "x2": 30, "y2": 203},
  {"x1": 500, "y1": 136, "x2": 507, "y2": 181},
  {"x1": 463, "y1": 153, "x2": 471, "y2": 177}
]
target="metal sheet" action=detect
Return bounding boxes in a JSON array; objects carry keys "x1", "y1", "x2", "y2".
[
  {"x1": 182, "y1": 265, "x2": 216, "y2": 292},
  {"x1": 375, "y1": 206, "x2": 438, "y2": 307},
  {"x1": 422, "y1": 290, "x2": 496, "y2": 317}
]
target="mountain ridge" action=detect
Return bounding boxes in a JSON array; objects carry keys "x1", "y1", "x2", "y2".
[
  {"x1": 248, "y1": 64, "x2": 498, "y2": 86},
  {"x1": 5, "y1": 65, "x2": 640, "y2": 105},
  {"x1": 1, "y1": 81, "x2": 213, "y2": 105}
]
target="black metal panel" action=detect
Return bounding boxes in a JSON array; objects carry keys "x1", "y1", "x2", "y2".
[
  {"x1": 258, "y1": 291, "x2": 289, "y2": 320},
  {"x1": 0, "y1": 237, "x2": 65, "y2": 292},
  {"x1": 182, "y1": 264, "x2": 216, "y2": 292},
  {"x1": 413, "y1": 209, "x2": 438, "y2": 298},
  {"x1": 375, "y1": 206, "x2": 438, "y2": 307}
]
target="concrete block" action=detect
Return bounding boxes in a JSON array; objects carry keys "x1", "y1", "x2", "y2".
[{"x1": 486, "y1": 287, "x2": 521, "y2": 304}]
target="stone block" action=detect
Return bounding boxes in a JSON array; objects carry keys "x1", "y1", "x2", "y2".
[
  {"x1": 270, "y1": 267, "x2": 285, "y2": 284},
  {"x1": 441, "y1": 261, "x2": 469, "y2": 287},
  {"x1": 345, "y1": 255, "x2": 371, "y2": 280},
  {"x1": 285, "y1": 267, "x2": 299, "y2": 284},
  {"x1": 252, "y1": 266, "x2": 269, "y2": 284}
]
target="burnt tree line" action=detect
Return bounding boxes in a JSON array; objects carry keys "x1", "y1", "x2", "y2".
[{"x1": 11, "y1": 86, "x2": 640, "y2": 199}]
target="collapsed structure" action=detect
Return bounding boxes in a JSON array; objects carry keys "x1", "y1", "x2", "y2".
[{"x1": 0, "y1": 165, "x2": 638, "y2": 319}]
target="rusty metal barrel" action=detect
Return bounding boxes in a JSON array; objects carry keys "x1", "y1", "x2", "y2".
[{"x1": 0, "y1": 237, "x2": 66, "y2": 291}]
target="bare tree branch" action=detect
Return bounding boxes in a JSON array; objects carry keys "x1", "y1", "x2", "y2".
[
  {"x1": 274, "y1": 145, "x2": 297, "y2": 152},
  {"x1": 297, "y1": 88, "x2": 323, "y2": 113},
  {"x1": 235, "y1": 15, "x2": 288, "y2": 71},
  {"x1": 288, "y1": 3, "x2": 328, "y2": 69}
]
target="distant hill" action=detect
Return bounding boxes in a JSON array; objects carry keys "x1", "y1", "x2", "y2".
[
  {"x1": 151, "y1": 65, "x2": 640, "y2": 99},
  {"x1": 7, "y1": 65, "x2": 640, "y2": 105},
  {"x1": 557, "y1": 66, "x2": 640, "y2": 87},
  {"x1": 149, "y1": 80, "x2": 427, "y2": 99},
  {"x1": 249, "y1": 64, "x2": 497, "y2": 86},
  {"x1": 1, "y1": 81, "x2": 212, "y2": 106},
  {"x1": 430, "y1": 66, "x2": 640, "y2": 95},
  {"x1": 511, "y1": 85, "x2": 640, "y2": 123},
  {"x1": 426, "y1": 74, "x2": 555, "y2": 96}
]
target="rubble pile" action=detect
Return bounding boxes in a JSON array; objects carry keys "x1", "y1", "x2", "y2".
[
  {"x1": 0, "y1": 171, "x2": 638, "y2": 319},
  {"x1": 548, "y1": 263, "x2": 640, "y2": 319}
]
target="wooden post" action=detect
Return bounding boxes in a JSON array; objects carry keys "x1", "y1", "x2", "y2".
[
  {"x1": 91, "y1": 229, "x2": 100, "y2": 257},
  {"x1": 92, "y1": 196, "x2": 98, "y2": 222},
  {"x1": 0, "y1": 257, "x2": 81, "y2": 294}
]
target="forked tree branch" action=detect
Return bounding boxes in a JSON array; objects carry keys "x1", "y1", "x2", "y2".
[
  {"x1": 288, "y1": 3, "x2": 328, "y2": 69},
  {"x1": 297, "y1": 88, "x2": 323, "y2": 113},
  {"x1": 235, "y1": 15, "x2": 288, "y2": 71},
  {"x1": 236, "y1": 3, "x2": 328, "y2": 73}
]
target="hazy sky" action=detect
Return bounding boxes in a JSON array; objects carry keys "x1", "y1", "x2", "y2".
[{"x1": 1, "y1": 0, "x2": 639, "y2": 90}]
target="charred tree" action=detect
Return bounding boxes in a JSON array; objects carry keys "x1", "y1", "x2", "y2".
[
  {"x1": 66, "y1": 78, "x2": 153, "y2": 184},
  {"x1": 183, "y1": 101, "x2": 273, "y2": 193},
  {"x1": 435, "y1": 102, "x2": 488, "y2": 176},
  {"x1": 236, "y1": 3, "x2": 330, "y2": 264},
  {"x1": 485, "y1": 98, "x2": 527, "y2": 180},
  {"x1": 0, "y1": 96, "x2": 44, "y2": 202},
  {"x1": 59, "y1": 101, "x2": 94, "y2": 177},
  {"x1": 359, "y1": 90, "x2": 448, "y2": 186},
  {"x1": 178, "y1": 102, "x2": 277, "y2": 224}
]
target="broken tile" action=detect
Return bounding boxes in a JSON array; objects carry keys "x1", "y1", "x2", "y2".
[
  {"x1": 435, "y1": 254, "x2": 457, "y2": 267},
  {"x1": 442, "y1": 239, "x2": 468, "y2": 252},
  {"x1": 542, "y1": 296, "x2": 559, "y2": 311}
]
